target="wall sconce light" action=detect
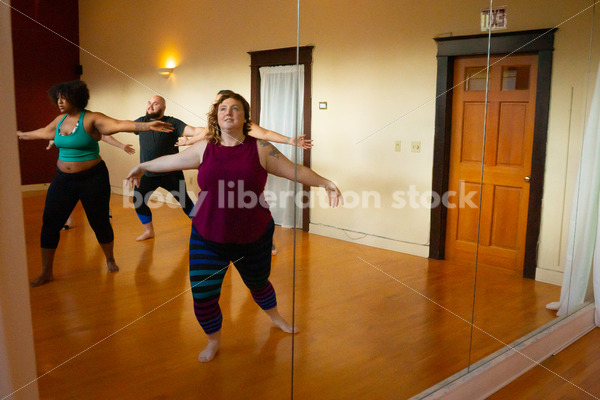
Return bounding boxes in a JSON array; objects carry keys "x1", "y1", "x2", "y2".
[{"x1": 157, "y1": 67, "x2": 174, "y2": 77}]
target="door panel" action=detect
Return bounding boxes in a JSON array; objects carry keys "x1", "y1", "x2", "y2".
[
  {"x1": 446, "y1": 54, "x2": 538, "y2": 274},
  {"x1": 456, "y1": 181, "x2": 481, "y2": 243},
  {"x1": 462, "y1": 103, "x2": 486, "y2": 163},
  {"x1": 490, "y1": 185, "x2": 521, "y2": 249},
  {"x1": 497, "y1": 103, "x2": 527, "y2": 166}
]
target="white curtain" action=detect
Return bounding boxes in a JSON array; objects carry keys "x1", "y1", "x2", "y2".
[
  {"x1": 259, "y1": 65, "x2": 304, "y2": 228},
  {"x1": 547, "y1": 63, "x2": 600, "y2": 326}
]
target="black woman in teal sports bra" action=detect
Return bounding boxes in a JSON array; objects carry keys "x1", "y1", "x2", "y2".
[{"x1": 17, "y1": 80, "x2": 173, "y2": 287}]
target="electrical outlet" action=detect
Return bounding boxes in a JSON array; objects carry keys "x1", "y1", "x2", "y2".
[
  {"x1": 395, "y1": 141, "x2": 402, "y2": 152},
  {"x1": 411, "y1": 141, "x2": 421, "y2": 153}
]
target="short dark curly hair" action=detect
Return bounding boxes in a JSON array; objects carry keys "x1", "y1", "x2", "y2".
[{"x1": 48, "y1": 80, "x2": 90, "y2": 110}]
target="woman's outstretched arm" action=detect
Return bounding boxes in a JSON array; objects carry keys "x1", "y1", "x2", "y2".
[
  {"x1": 101, "y1": 135, "x2": 135, "y2": 154},
  {"x1": 126, "y1": 141, "x2": 207, "y2": 188},
  {"x1": 248, "y1": 122, "x2": 313, "y2": 149},
  {"x1": 176, "y1": 126, "x2": 208, "y2": 146},
  {"x1": 17, "y1": 116, "x2": 60, "y2": 140},
  {"x1": 89, "y1": 112, "x2": 173, "y2": 136}
]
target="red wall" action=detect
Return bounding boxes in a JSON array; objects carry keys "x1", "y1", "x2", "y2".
[{"x1": 12, "y1": 0, "x2": 80, "y2": 185}]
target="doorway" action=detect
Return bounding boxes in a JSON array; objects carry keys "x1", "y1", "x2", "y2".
[
  {"x1": 429, "y1": 29, "x2": 556, "y2": 278},
  {"x1": 249, "y1": 46, "x2": 314, "y2": 231}
]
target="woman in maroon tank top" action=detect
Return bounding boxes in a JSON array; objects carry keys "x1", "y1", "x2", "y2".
[{"x1": 127, "y1": 92, "x2": 342, "y2": 362}]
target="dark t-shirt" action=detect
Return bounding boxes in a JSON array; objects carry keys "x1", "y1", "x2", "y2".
[{"x1": 134, "y1": 115, "x2": 187, "y2": 177}]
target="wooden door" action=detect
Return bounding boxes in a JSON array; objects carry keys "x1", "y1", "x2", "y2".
[{"x1": 445, "y1": 54, "x2": 538, "y2": 274}]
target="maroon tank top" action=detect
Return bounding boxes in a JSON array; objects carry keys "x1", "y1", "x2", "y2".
[{"x1": 192, "y1": 135, "x2": 272, "y2": 243}]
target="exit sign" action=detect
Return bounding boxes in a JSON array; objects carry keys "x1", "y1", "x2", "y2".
[{"x1": 481, "y1": 6, "x2": 507, "y2": 31}]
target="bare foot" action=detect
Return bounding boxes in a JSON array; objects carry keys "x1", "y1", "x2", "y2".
[
  {"x1": 30, "y1": 273, "x2": 54, "y2": 287},
  {"x1": 198, "y1": 340, "x2": 220, "y2": 362},
  {"x1": 136, "y1": 230, "x2": 155, "y2": 241},
  {"x1": 107, "y1": 260, "x2": 119, "y2": 273},
  {"x1": 271, "y1": 244, "x2": 277, "y2": 256},
  {"x1": 271, "y1": 315, "x2": 299, "y2": 334}
]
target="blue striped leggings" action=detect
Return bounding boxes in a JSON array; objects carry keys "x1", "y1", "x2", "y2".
[{"x1": 189, "y1": 221, "x2": 276, "y2": 335}]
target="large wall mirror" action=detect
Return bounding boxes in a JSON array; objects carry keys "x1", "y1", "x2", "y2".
[
  {"x1": 466, "y1": 0, "x2": 599, "y2": 381},
  {"x1": 8, "y1": 0, "x2": 599, "y2": 399},
  {"x1": 292, "y1": 0, "x2": 599, "y2": 399},
  {"x1": 11, "y1": 0, "x2": 301, "y2": 399}
]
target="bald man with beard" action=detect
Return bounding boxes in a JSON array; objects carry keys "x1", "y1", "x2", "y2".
[{"x1": 131, "y1": 95, "x2": 202, "y2": 241}]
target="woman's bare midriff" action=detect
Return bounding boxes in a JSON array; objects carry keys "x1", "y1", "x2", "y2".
[{"x1": 57, "y1": 157, "x2": 102, "y2": 173}]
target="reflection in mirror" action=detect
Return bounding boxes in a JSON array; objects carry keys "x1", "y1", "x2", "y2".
[
  {"x1": 11, "y1": 1, "x2": 300, "y2": 398},
  {"x1": 470, "y1": 0, "x2": 600, "y2": 375},
  {"x1": 9, "y1": 0, "x2": 600, "y2": 398},
  {"x1": 465, "y1": 49, "x2": 552, "y2": 364},
  {"x1": 294, "y1": 1, "x2": 483, "y2": 398},
  {"x1": 293, "y1": 0, "x2": 599, "y2": 399}
]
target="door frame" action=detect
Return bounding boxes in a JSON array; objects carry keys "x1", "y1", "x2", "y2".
[
  {"x1": 248, "y1": 46, "x2": 314, "y2": 231},
  {"x1": 428, "y1": 29, "x2": 556, "y2": 279}
]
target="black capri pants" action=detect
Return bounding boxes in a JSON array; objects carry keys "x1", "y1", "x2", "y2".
[
  {"x1": 133, "y1": 171, "x2": 195, "y2": 223},
  {"x1": 41, "y1": 160, "x2": 114, "y2": 249}
]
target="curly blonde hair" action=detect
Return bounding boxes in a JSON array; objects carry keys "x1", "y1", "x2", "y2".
[{"x1": 205, "y1": 92, "x2": 252, "y2": 144}]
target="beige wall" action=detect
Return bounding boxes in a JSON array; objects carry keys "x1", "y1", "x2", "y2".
[
  {"x1": 1, "y1": 2, "x2": 40, "y2": 399},
  {"x1": 79, "y1": 1, "x2": 600, "y2": 283},
  {"x1": 79, "y1": 0, "x2": 298, "y2": 197}
]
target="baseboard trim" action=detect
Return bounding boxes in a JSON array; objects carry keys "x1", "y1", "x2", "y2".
[
  {"x1": 308, "y1": 222, "x2": 429, "y2": 257},
  {"x1": 21, "y1": 183, "x2": 50, "y2": 192},
  {"x1": 535, "y1": 267, "x2": 563, "y2": 286},
  {"x1": 412, "y1": 303, "x2": 596, "y2": 399}
]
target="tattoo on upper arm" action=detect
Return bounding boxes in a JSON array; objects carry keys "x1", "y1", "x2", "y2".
[
  {"x1": 261, "y1": 140, "x2": 281, "y2": 158},
  {"x1": 258, "y1": 139, "x2": 280, "y2": 158},
  {"x1": 268, "y1": 145, "x2": 281, "y2": 158}
]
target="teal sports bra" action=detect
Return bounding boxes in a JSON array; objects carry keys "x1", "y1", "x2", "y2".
[{"x1": 54, "y1": 111, "x2": 100, "y2": 162}]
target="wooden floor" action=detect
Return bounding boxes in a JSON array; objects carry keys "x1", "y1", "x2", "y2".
[{"x1": 20, "y1": 191, "x2": 576, "y2": 399}]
